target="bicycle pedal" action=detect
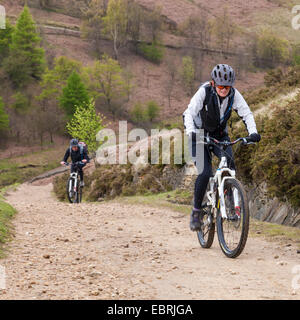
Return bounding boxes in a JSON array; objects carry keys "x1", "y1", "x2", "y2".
[{"x1": 235, "y1": 206, "x2": 241, "y2": 217}]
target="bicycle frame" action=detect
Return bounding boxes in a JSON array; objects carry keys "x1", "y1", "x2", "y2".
[
  {"x1": 206, "y1": 156, "x2": 240, "y2": 219},
  {"x1": 196, "y1": 136, "x2": 254, "y2": 257},
  {"x1": 69, "y1": 171, "x2": 78, "y2": 194}
]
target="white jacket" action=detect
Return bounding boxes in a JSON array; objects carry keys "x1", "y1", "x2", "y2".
[{"x1": 183, "y1": 82, "x2": 258, "y2": 136}]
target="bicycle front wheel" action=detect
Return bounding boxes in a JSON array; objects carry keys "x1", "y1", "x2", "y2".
[
  {"x1": 217, "y1": 178, "x2": 249, "y2": 258},
  {"x1": 67, "y1": 178, "x2": 75, "y2": 203}
]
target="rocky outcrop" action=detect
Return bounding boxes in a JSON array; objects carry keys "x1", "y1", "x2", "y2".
[
  {"x1": 247, "y1": 183, "x2": 300, "y2": 228},
  {"x1": 177, "y1": 165, "x2": 300, "y2": 229}
]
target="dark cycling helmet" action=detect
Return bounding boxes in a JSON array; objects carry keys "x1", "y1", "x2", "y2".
[
  {"x1": 211, "y1": 64, "x2": 235, "y2": 86},
  {"x1": 70, "y1": 138, "x2": 79, "y2": 147}
]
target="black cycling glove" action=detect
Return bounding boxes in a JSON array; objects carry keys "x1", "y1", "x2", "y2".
[
  {"x1": 250, "y1": 133, "x2": 261, "y2": 142},
  {"x1": 246, "y1": 133, "x2": 261, "y2": 143}
]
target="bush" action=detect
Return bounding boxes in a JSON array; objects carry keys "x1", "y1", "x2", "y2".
[
  {"x1": 181, "y1": 56, "x2": 195, "y2": 96},
  {"x1": 0, "y1": 198, "x2": 16, "y2": 256},
  {"x1": 293, "y1": 55, "x2": 300, "y2": 66},
  {"x1": 137, "y1": 41, "x2": 164, "y2": 64},
  {"x1": 264, "y1": 68, "x2": 284, "y2": 87},
  {"x1": 250, "y1": 100, "x2": 300, "y2": 207},
  {"x1": 0, "y1": 97, "x2": 9, "y2": 132},
  {"x1": 130, "y1": 102, "x2": 147, "y2": 124},
  {"x1": 130, "y1": 100, "x2": 161, "y2": 124},
  {"x1": 10, "y1": 92, "x2": 30, "y2": 114},
  {"x1": 53, "y1": 173, "x2": 69, "y2": 201},
  {"x1": 242, "y1": 65, "x2": 300, "y2": 107},
  {"x1": 84, "y1": 165, "x2": 134, "y2": 201},
  {"x1": 231, "y1": 94, "x2": 300, "y2": 207},
  {"x1": 145, "y1": 100, "x2": 160, "y2": 122},
  {"x1": 53, "y1": 162, "x2": 178, "y2": 202},
  {"x1": 252, "y1": 30, "x2": 290, "y2": 69}
]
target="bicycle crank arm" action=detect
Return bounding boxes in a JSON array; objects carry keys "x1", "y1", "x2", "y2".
[{"x1": 227, "y1": 215, "x2": 240, "y2": 221}]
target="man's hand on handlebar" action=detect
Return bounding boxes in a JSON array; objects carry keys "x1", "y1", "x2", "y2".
[
  {"x1": 248, "y1": 133, "x2": 261, "y2": 142},
  {"x1": 243, "y1": 133, "x2": 261, "y2": 145}
]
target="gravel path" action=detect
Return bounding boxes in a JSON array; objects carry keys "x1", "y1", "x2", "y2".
[{"x1": 0, "y1": 183, "x2": 299, "y2": 300}]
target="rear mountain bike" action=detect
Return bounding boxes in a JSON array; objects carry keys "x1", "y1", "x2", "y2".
[
  {"x1": 64, "y1": 162, "x2": 83, "y2": 204},
  {"x1": 196, "y1": 136, "x2": 255, "y2": 258}
]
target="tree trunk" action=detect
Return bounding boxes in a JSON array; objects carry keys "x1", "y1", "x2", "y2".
[
  {"x1": 113, "y1": 25, "x2": 119, "y2": 60},
  {"x1": 49, "y1": 131, "x2": 53, "y2": 144},
  {"x1": 40, "y1": 132, "x2": 43, "y2": 148}
]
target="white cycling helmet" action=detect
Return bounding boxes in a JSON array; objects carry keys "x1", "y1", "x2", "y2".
[{"x1": 211, "y1": 64, "x2": 235, "y2": 86}]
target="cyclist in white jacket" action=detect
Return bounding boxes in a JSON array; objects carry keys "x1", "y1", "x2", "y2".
[{"x1": 183, "y1": 64, "x2": 261, "y2": 231}]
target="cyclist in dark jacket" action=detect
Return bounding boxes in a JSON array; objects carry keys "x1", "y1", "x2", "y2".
[{"x1": 61, "y1": 139, "x2": 90, "y2": 187}]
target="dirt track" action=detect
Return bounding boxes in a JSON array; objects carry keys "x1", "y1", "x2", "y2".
[{"x1": 0, "y1": 182, "x2": 300, "y2": 300}]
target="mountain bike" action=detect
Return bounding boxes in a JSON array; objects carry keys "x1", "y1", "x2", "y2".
[
  {"x1": 64, "y1": 161, "x2": 83, "y2": 204},
  {"x1": 196, "y1": 136, "x2": 255, "y2": 258}
]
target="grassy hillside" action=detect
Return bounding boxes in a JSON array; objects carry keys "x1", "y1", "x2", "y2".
[
  {"x1": 0, "y1": 186, "x2": 17, "y2": 257},
  {"x1": 1, "y1": 0, "x2": 288, "y2": 128},
  {"x1": 230, "y1": 66, "x2": 300, "y2": 207},
  {"x1": 0, "y1": 144, "x2": 66, "y2": 188}
]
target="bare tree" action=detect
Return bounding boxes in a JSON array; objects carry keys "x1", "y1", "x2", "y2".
[
  {"x1": 212, "y1": 7, "x2": 236, "y2": 54},
  {"x1": 180, "y1": 12, "x2": 211, "y2": 50},
  {"x1": 164, "y1": 57, "x2": 177, "y2": 108},
  {"x1": 144, "y1": 5, "x2": 163, "y2": 43},
  {"x1": 179, "y1": 12, "x2": 211, "y2": 81},
  {"x1": 81, "y1": 0, "x2": 108, "y2": 58},
  {"x1": 127, "y1": 0, "x2": 143, "y2": 53},
  {"x1": 29, "y1": 101, "x2": 65, "y2": 146},
  {"x1": 122, "y1": 67, "x2": 134, "y2": 102},
  {"x1": 102, "y1": 0, "x2": 128, "y2": 60}
]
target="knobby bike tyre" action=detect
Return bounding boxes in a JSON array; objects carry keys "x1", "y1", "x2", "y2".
[
  {"x1": 197, "y1": 207, "x2": 215, "y2": 248},
  {"x1": 66, "y1": 177, "x2": 75, "y2": 204},
  {"x1": 196, "y1": 191, "x2": 215, "y2": 249},
  {"x1": 216, "y1": 178, "x2": 249, "y2": 258},
  {"x1": 76, "y1": 178, "x2": 82, "y2": 203}
]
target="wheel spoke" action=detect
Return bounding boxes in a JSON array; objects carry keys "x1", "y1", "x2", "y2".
[{"x1": 217, "y1": 179, "x2": 249, "y2": 258}]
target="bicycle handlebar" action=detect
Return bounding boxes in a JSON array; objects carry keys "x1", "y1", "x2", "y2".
[
  {"x1": 63, "y1": 161, "x2": 85, "y2": 166},
  {"x1": 197, "y1": 136, "x2": 256, "y2": 147}
]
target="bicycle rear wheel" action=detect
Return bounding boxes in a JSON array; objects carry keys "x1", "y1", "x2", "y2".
[
  {"x1": 197, "y1": 205, "x2": 215, "y2": 248},
  {"x1": 217, "y1": 178, "x2": 249, "y2": 258},
  {"x1": 197, "y1": 189, "x2": 215, "y2": 249},
  {"x1": 76, "y1": 179, "x2": 82, "y2": 203}
]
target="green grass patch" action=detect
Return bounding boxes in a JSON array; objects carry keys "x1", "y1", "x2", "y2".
[
  {"x1": 249, "y1": 218, "x2": 300, "y2": 249},
  {"x1": 137, "y1": 41, "x2": 165, "y2": 64},
  {"x1": 0, "y1": 186, "x2": 17, "y2": 258},
  {"x1": 112, "y1": 189, "x2": 191, "y2": 215},
  {"x1": 0, "y1": 144, "x2": 66, "y2": 188}
]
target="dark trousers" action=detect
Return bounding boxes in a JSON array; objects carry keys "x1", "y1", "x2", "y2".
[
  {"x1": 193, "y1": 135, "x2": 235, "y2": 210},
  {"x1": 71, "y1": 163, "x2": 86, "y2": 181}
]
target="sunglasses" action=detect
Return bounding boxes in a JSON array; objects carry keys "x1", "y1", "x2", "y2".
[{"x1": 216, "y1": 85, "x2": 231, "y2": 90}]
